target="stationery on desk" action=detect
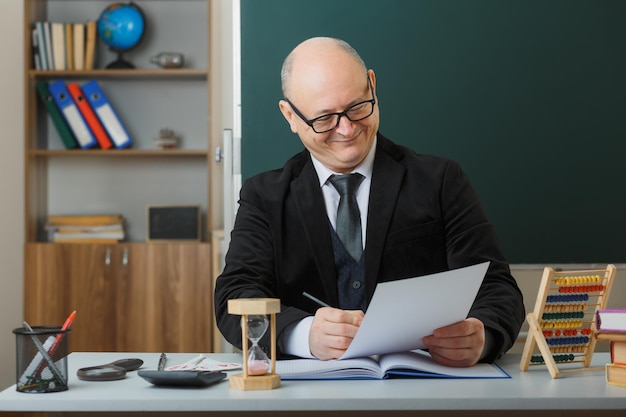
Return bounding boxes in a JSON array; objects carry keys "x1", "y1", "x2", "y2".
[
  {"x1": 343, "y1": 261, "x2": 489, "y2": 359},
  {"x1": 138, "y1": 353, "x2": 237, "y2": 387},
  {"x1": 18, "y1": 311, "x2": 76, "y2": 391},
  {"x1": 284, "y1": 262, "x2": 502, "y2": 379}
]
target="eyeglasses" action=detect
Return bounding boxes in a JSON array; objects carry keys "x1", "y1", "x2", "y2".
[{"x1": 285, "y1": 78, "x2": 376, "y2": 134}]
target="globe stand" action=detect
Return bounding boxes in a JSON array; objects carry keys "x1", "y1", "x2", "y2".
[
  {"x1": 227, "y1": 298, "x2": 281, "y2": 390},
  {"x1": 106, "y1": 50, "x2": 135, "y2": 69}
]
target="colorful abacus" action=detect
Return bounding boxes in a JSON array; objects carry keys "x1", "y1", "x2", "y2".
[{"x1": 520, "y1": 265, "x2": 616, "y2": 378}]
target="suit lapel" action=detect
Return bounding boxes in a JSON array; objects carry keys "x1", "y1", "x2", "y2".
[
  {"x1": 291, "y1": 160, "x2": 339, "y2": 306},
  {"x1": 364, "y1": 140, "x2": 405, "y2": 303}
]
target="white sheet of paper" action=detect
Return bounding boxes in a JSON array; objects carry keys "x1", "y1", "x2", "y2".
[{"x1": 339, "y1": 261, "x2": 490, "y2": 359}]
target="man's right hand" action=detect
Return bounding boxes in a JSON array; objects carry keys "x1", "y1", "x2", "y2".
[{"x1": 308, "y1": 307, "x2": 364, "y2": 360}]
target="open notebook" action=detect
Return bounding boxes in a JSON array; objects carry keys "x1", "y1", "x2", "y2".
[{"x1": 276, "y1": 349, "x2": 509, "y2": 380}]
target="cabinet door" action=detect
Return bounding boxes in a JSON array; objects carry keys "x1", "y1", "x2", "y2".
[
  {"x1": 67, "y1": 244, "x2": 119, "y2": 351},
  {"x1": 116, "y1": 243, "x2": 213, "y2": 353},
  {"x1": 25, "y1": 242, "x2": 212, "y2": 353},
  {"x1": 24, "y1": 243, "x2": 70, "y2": 328},
  {"x1": 24, "y1": 243, "x2": 119, "y2": 352}
]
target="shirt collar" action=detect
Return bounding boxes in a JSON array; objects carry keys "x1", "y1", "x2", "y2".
[{"x1": 311, "y1": 136, "x2": 377, "y2": 187}]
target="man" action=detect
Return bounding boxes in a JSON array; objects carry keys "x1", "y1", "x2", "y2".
[{"x1": 215, "y1": 37, "x2": 524, "y2": 367}]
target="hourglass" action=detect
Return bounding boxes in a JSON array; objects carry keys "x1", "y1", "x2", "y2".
[
  {"x1": 228, "y1": 298, "x2": 281, "y2": 390},
  {"x1": 247, "y1": 315, "x2": 271, "y2": 375}
]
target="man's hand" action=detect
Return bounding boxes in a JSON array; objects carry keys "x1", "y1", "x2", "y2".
[
  {"x1": 309, "y1": 307, "x2": 364, "y2": 360},
  {"x1": 422, "y1": 317, "x2": 485, "y2": 367}
]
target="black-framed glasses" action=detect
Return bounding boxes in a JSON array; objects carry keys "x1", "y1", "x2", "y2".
[{"x1": 285, "y1": 78, "x2": 376, "y2": 134}]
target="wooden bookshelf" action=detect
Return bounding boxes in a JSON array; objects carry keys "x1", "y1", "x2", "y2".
[{"x1": 22, "y1": 0, "x2": 223, "y2": 354}]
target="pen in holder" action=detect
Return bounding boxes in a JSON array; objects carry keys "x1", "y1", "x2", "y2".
[{"x1": 13, "y1": 325, "x2": 71, "y2": 393}]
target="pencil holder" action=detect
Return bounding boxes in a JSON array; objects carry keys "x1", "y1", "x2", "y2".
[{"x1": 13, "y1": 326, "x2": 70, "y2": 393}]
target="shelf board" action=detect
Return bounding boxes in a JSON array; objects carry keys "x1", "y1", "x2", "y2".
[
  {"x1": 28, "y1": 149, "x2": 210, "y2": 157},
  {"x1": 28, "y1": 69, "x2": 208, "y2": 80}
]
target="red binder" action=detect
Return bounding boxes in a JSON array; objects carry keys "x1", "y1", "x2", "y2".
[{"x1": 67, "y1": 82, "x2": 113, "y2": 149}]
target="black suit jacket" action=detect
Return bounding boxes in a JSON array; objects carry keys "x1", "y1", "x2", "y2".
[{"x1": 215, "y1": 133, "x2": 524, "y2": 362}]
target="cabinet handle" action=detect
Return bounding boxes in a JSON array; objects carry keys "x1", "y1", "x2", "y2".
[
  {"x1": 105, "y1": 248, "x2": 112, "y2": 266},
  {"x1": 122, "y1": 248, "x2": 129, "y2": 266},
  {"x1": 215, "y1": 146, "x2": 224, "y2": 163}
]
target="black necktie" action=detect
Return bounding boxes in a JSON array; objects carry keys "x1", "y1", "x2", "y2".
[{"x1": 329, "y1": 173, "x2": 364, "y2": 261}]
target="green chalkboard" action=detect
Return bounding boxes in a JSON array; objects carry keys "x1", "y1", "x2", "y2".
[{"x1": 241, "y1": 0, "x2": 626, "y2": 263}]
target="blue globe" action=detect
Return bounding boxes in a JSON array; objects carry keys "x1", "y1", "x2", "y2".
[{"x1": 97, "y1": 3, "x2": 145, "y2": 52}]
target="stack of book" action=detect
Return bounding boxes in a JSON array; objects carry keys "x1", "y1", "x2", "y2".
[
  {"x1": 46, "y1": 214, "x2": 125, "y2": 243},
  {"x1": 32, "y1": 20, "x2": 97, "y2": 71},
  {"x1": 596, "y1": 308, "x2": 626, "y2": 388}
]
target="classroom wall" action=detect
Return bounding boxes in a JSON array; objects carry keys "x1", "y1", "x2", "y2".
[{"x1": 0, "y1": 1, "x2": 25, "y2": 391}]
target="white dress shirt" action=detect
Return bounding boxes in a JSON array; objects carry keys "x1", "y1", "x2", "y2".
[{"x1": 281, "y1": 137, "x2": 377, "y2": 358}]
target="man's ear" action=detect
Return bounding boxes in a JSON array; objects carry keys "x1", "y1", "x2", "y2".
[
  {"x1": 368, "y1": 69, "x2": 377, "y2": 97},
  {"x1": 278, "y1": 100, "x2": 299, "y2": 133}
]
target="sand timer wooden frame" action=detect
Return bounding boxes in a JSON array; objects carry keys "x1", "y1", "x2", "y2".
[
  {"x1": 228, "y1": 298, "x2": 281, "y2": 390},
  {"x1": 520, "y1": 264, "x2": 616, "y2": 378}
]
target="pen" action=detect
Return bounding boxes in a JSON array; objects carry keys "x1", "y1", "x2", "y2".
[
  {"x1": 303, "y1": 291, "x2": 331, "y2": 308},
  {"x1": 34, "y1": 310, "x2": 76, "y2": 377},
  {"x1": 22, "y1": 321, "x2": 67, "y2": 388},
  {"x1": 158, "y1": 353, "x2": 167, "y2": 371}
]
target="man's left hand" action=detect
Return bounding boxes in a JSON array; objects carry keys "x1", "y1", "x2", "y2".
[{"x1": 422, "y1": 317, "x2": 485, "y2": 367}]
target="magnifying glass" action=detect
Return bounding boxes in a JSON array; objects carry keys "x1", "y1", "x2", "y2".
[{"x1": 77, "y1": 358, "x2": 143, "y2": 381}]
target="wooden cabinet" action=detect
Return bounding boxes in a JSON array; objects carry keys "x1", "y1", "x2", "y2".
[
  {"x1": 25, "y1": 243, "x2": 213, "y2": 353},
  {"x1": 22, "y1": 0, "x2": 223, "y2": 352}
]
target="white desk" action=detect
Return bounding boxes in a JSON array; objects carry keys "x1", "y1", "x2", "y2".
[{"x1": 0, "y1": 352, "x2": 624, "y2": 416}]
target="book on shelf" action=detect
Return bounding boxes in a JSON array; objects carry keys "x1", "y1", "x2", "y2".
[
  {"x1": 67, "y1": 82, "x2": 114, "y2": 149},
  {"x1": 47, "y1": 214, "x2": 125, "y2": 243},
  {"x1": 65, "y1": 23, "x2": 73, "y2": 71},
  {"x1": 47, "y1": 214, "x2": 124, "y2": 227},
  {"x1": 73, "y1": 23, "x2": 85, "y2": 71},
  {"x1": 31, "y1": 20, "x2": 95, "y2": 71},
  {"x1": 52, "y1": 230, "x2": 125, "y2": 242},
  {"x1": 52, "y1": 237, "x2": 121, "y2": 244},
  {"x1": 50, "y1": 22, "x2": 66, "y2": 70},
  {"x1": 32, "y1": 28, "x2": 42, "y2": 70},
  {"x1": 33, "y1": 22, "x2": 49, "y2": 70},
  {"x1": 276, "y1": 350, "x2": 508, "y2": 380},
  {"x1": 606, "y1": 363, "x2": 626, "y2": 388},
  {"x1": 43, "y1": 21, "x2": 54, "y2": 70},
  {"x1": 596, "y1": 309, "x2": 626, "y2": 332},
  {"x1": 48, "y1": 224, "x2": 124, "y2": 234},
  {"x1": 35, "y1": 81, "x2": 79, "y2": 149},
  {"x1": 84, "y1": 20, "x2": 97, "y2": 70}
]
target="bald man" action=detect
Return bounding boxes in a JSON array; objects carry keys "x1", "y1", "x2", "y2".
[{"x1": 215, "y1": 37, "x2": 524, "y2": 367}]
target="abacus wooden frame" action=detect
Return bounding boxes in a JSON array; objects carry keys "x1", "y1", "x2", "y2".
[{"x1": 520, "y1": 264, "x2": 616, "y2": 378}]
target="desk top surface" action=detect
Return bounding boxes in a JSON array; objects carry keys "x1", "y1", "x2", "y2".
[{"x1": 0, "y1": 352, "x2": 624, "y2": 413}]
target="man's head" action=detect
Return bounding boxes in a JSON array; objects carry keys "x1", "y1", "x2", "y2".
[{"x1": 279, "y1": 37, "x2": 379, "y2": 174}]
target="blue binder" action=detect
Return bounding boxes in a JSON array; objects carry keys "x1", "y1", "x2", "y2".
[
  {"x1": 48, "y1": 80, "x2": 97, "y2": 149},
  {"x1": 81, "y1": 80, "x2": 132, "y2": 149}
]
